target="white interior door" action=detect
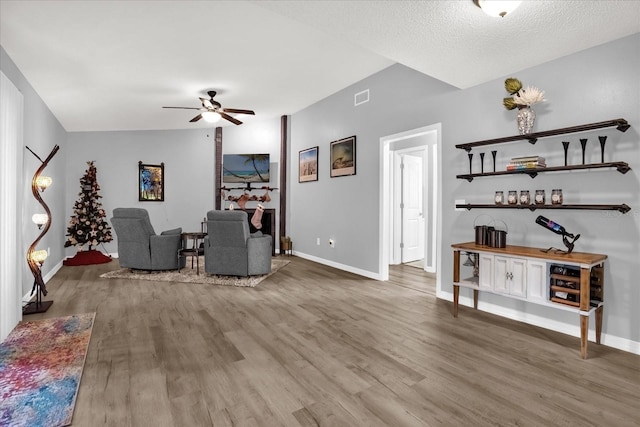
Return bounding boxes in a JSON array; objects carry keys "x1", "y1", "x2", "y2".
[{"x1": 401, "y1": 153, "x2": 424, "y2": 263}]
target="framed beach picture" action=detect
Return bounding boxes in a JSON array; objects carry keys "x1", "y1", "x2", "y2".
[
  {"x1": 299, "y1": 146, "x2": 318, "y2": 182},
  {"x1": 138, "y1": 161, "x2": 164, "y2": 201},
  {"x1": 330, "y1": 136, "x2": 356, "y2": 178}
]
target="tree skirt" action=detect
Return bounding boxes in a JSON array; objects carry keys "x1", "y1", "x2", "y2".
[
  {"x1": 100, "y1": 257, "x2": 290, "y2": 287},
  {"x1": 63, "y1": 250, "x2": 112, "y2": 266},
  {"x1": 0, "y1": 313, "x2": 95, "y2": 427}
]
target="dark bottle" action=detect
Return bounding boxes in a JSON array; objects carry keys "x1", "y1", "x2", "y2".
[{"x1": 536, "y1": 215, "x2": 574, "y2": 238}]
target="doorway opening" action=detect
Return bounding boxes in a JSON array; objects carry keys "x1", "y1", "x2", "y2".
[{"x1": 379, "y1": 124, "x2": 441, "y2": 282}]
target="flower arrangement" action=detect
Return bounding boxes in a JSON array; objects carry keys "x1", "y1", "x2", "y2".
[{"x1": 503, "y1": 78, "x2": 545, "y2": 110}]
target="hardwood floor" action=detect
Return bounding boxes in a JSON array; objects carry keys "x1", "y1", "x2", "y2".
[{"x1": 27, "y1": 256, "x2": 639, "y2": 426}]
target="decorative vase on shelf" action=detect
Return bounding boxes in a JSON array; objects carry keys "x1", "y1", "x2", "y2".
[{"x1": 516, "y1": 106, "x2": 536, "y2": 135}]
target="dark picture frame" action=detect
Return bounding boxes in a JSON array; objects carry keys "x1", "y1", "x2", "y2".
[
  {"x1": 330, "y1": 135, "x2": 356, "y2": 178},
  {"x1": 138, "y1": 161, "x2": 164, "y2": 201},
  {"x1": 299, "y1": 146, "x2": 319, "y2": 182}
]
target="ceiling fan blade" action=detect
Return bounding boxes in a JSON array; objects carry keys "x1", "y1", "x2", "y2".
[
  {"x1": 222, "y1": 108, "x2": 255, "y2": 115},
  {"x1": 162, "y1": 106, "x2": 203, "y2": 110},
  {"x1": 189, "y1": 114, "x2": 203, "y2": 123},
  {"x1": 200, "y1": 97, "x2": 214, "y2": 109},
  {"x1": 219, "y1": 112, "x2": 242, "y2": 125}
]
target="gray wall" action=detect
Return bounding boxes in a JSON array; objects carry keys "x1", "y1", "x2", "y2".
[
  {"x1": 1, "y1": 46, "x2": 68, "y2": 298},
  {"x1": 289, "y1": 34, "x2": 640, "y2": 349}
]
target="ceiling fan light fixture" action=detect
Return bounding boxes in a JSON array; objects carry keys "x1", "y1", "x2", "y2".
[
  {"x1": 202, "y1": 111, "x2": 221, "y2": 123},
  {"x1": 474, "y1": 0, "x2": 521, "y2": 18}
]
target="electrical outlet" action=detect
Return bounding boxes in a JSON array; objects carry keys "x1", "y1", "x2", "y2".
[
  {"x1": 316, "y1": 237, "x2": 321, "y2": 245},
  {"x1": 329, "y1": 239, "x2": 335, "y2": 248}
]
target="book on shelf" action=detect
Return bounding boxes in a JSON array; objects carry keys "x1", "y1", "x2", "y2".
[
  {"x1": 510, "y1": 155, "x2": 546, "y2": 163},
  {"x1": 506, "y1": 162, "x2": 546, "y2": 170}
]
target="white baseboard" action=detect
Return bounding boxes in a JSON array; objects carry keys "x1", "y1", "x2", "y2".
[
  {"x1": 437, "y1": 289, "x2": 640, "y2": 356},
  {"x1": 292, "y1": 251, "x2": 382, "y2": 280}
]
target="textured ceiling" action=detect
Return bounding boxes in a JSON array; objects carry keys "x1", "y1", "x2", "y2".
[{"x1": 1, "y1": 1, "x2": 639, "y2": 132}]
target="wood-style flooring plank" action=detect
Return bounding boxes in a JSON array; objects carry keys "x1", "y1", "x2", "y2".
[{"x1": 24, "y1": 256, "x2": 640, "y2": 426}]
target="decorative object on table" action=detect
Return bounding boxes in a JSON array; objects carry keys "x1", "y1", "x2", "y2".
[
  {"x1": 473, "y1": 214, "x2": 494, "y2": 246},
  {"x1": 507, "y1": 190, "x2": 518, "y2": 205},
  {"x1": 580, "y1": 139, "x2": 588, "y2": 164},
  {"x1": 480, "y1": 152, "x2": 485, "y2": 173},
  {"x1": 64, "y1": 161, "x2": 113, "y2": 266},
  {"x1": 491, "y1": 150, "x2": 497, "y2": 172},
  {"x1": 519, "y1": 190, "x2": 530, "y2": 205},
  {"x1": 0, "y1": 313, "x2": 95, "y2": 427},
  {"x1": 299, "y1": 146, "x2": 318, "y2": 182},
  {"x1": 506, "y1": 155, "x2": 546, "y2": 171},
  {"x1": 330, "y1": 135, "x2": 356, "y2": 178},
  {"x1": 535, "y1": 189, "x2": 546, "y2": 205},
  {"x1": 24, "y1": 145, "x2": 59, "y2": 315},
  {"x1": 598, "y1": 136, "x2": 607, "y2": 163},
  {"x1": 562, "y1": 141, "x2": 570, "y2": 166},
  {"x1": 503, "y1": 77, "x2": 546, "y2": 135},
  {"x1": 138, "y1": 161, "x2": 164, "y2": 201},
  {"x1": 536, "y1": 215, "x2": 580, "y2": 253},
  {"x1": 468, "y1": 152, "x2": 474, "y2": 174},
  {"x1": 487, "y1": 219, "x2": 508, "y2": 248},
  {"x1": 101, "y1": 258, "x2": 290, "y2": 287},
  {"x1": 551, "y1": 189, "x2": 563, "y2": 205},
  {"x1": 494, "y1": 191, "x2": 504, "y2": 205}
]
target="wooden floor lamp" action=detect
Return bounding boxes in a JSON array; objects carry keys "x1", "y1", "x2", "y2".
[{"x1": 23, "y1": 144, "x2": 59, "y2": 315}]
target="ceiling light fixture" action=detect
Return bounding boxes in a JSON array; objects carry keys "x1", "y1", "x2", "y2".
[
  {"x1": 202, "y1": 111, "x2": 221, "y2": 123},
  {"x1": 473, "y1": 0, "x2": 521, "y2": 18}
]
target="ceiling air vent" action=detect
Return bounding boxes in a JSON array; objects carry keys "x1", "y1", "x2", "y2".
[{"x1": 354, "y1": 89, "x2": 370, "y2": 106}]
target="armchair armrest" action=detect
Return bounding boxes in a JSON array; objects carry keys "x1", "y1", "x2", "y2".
[{"x1": 150, "y1": 232, "x2": 182, "y2": 270}]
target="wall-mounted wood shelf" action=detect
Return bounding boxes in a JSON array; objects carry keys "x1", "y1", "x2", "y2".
[
  {"x1": 456, "y1": 203, "x2": 631, "y2": 214},
  {"x1": 457, "y1": 161, "x2": 631, "y2": 181},
  {"x1": 455, "y1": 118, "x2": 630, "y2": 152}
]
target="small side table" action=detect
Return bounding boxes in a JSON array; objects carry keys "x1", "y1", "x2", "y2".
[{"x1": 178, "y1": 232, "x2": 207, "y2": 274}]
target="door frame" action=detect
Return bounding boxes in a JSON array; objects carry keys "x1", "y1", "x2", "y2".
[{"x1": 379, "y1": 123, "x2": 442, "y2": 281}]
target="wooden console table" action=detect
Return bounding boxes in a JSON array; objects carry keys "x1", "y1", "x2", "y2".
[{"x1": 452, "y1": 242, "x2": 607, "y2": 359}]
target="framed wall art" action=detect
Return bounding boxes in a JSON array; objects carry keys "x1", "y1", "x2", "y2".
[
  {"x1": 299, "y1": 146, "x2": 318, "y2": 182},
  {"x1": 330, "y1": 135, "x2": 356, "y2": 178},
  {"x1": 138, "y1": 161, "x2": 164, "y2": 201}
]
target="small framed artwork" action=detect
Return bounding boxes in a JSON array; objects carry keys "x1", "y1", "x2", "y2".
[
  {"x1": 330, "y1": 135, "x2": 356, "y2": 178},
  {"x1": 299, "y1": 146, "x2": 319, "y2": 182},
  {"x1": 138, "y1": 161, "x2": 164, "y2": 201}
]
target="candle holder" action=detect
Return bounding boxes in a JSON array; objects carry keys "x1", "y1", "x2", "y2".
[
  {"x1": 580, "y1": 138, "x2": 588, "y2": 165},
  {"x1": 480, "y1": 152, "x2": 485, "y2": 174},
  {"x1": 562, "y1": 141, "x2": 570, "y2": 166},
  {"x1": 491, "y1": 150, "x2": 497, "y2": 172},
  {"x1": 468, "y1": 152, "x2": 473, "y2": 175},
  {"x1": 598, "y1": 136, "x2": 607, "y2": 163}
]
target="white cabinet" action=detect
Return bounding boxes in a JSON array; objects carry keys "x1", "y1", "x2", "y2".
[
  {"x1": 526, "y1": 260, "x2": 548, "y2": 303},
  {"x1": 478, "y1": 253, "x2": 494, "y2": 291},
  {"x1": 494, "y1": 256, "x2": 527, "y2": 297}
]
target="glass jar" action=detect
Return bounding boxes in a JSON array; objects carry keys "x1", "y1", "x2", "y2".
[
  {"x1": 494, "y1": 191, "x2": 504, "y2": 205},
  {"x1": 519, "y1": 190, "x2": 530, "y2": 205},
  {"x1": 507, "y1": 190, "x2": 517, "y2": 205},
  {"x1": 535, "y1": 189, "x2": 545, "y2": 205},
  {"x1": 551, "y1": 189, "x2": 563, "y2": 205}
]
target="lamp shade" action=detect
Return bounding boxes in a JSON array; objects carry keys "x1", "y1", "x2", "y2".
[
  {"x1": 30, "y1": 249, "x2": 48, "y2": 264},
  {"x1": 475, "y1": 0, "x2": 521, "y2": 17},
  {"x1": 32, "y1": 213, "x2": 49, "y2": 228},
  {"x1": 35, "y1": 175, "x2": 53, "y2": 191},
  {"x1": 202, "y1": 111, "x2": 221, "y2": 123}
]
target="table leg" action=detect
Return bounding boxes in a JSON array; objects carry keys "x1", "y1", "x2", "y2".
[
  {"x1": 453, "y1": 285, "x2": 460, "y2": 318},
  {"x1": 473, "y1": 289, "x2": 478, "y2": 310},
  {"x1": 580, "y1": 314, "x2": 589, "y2": 359},
  {"x1": 595, "y1": 305, "x2": 603, "y2": 345}
]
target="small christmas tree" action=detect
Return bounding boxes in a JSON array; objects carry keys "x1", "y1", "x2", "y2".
[{"x1": 63, "y1": 161, "x2": 113, "y2": 265}]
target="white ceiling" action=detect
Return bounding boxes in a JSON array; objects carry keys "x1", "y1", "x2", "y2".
[{"x1": 1, "y1": 1, "x2": 639, "y2": 132}]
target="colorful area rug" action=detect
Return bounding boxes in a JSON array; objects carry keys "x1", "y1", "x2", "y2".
[
  {"x1": 0, "y1": 313, "x2": 95, "y2": 427},
  {"x1": 99, "y1": 257, "x2": 290, "y2": 287}
]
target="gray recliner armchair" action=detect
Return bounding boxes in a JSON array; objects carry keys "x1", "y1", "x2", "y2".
[
  {"x1": 111, "y1": 208, "x2": 184, "y2": 271},
  {"x1": 204, "y1": 210, "x2": 272, "y2": 276}
]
